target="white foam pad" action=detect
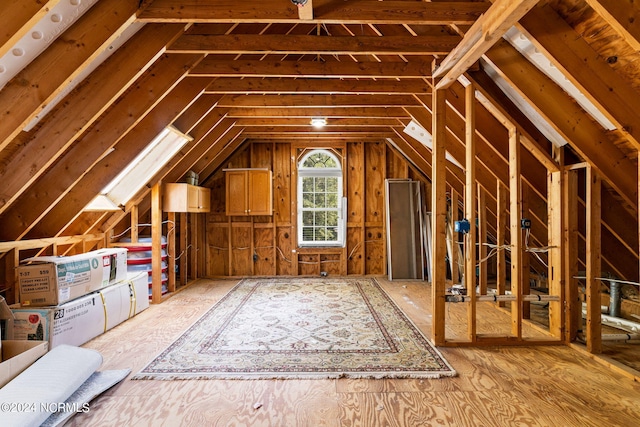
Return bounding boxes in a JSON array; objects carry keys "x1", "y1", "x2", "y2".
[{"x1": 0, "y1": 344, "x2": 102, "y2": 427}]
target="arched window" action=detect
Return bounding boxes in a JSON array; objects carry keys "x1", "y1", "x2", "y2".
[{"x1": 297, "y1": 149, "x2": 345, "y2": 246}]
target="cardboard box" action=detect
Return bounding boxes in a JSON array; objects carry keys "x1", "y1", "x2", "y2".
[
  {"x1": 11, "y1": 293, "x2": 105, "y2": 349},
  {"x1": 0, "y1": 340, "x2": 48, "y2": 388},
  {"x1": 18, "y1": 248, "x2": 128, "y2": 306},
  {"x1": 11, "y1": 271, "x2": 149, "y2": 349}
]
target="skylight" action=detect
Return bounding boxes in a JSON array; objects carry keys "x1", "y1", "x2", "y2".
[{"x1": 84, "y1": 126, "x2": 192, "y2": 211}]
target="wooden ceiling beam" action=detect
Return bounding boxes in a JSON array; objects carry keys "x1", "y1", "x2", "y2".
[
  {"x1": 138, "y1": 0, "x2": 487, "y2": 25},
  {"x1": 240, "y1": 131, "x2": 396, "y2": 139},
  {"x1": 434, "y1": 0, "x2": 540, "y2": 90},
  {"x1": 583, "y1": 0, "x2": 640, "y2": 52},
  {"x1": 518, "y1": 4, "x2": 640, "y2": 151},
  {"x1": 168, "y1": 34, "x2": 460, "y2": 55},
  {"x1": 0, "y1": 0, "x2": 62, "y2": 58},
  {"x1": 205, "y1": 77, "x2": 431, "y2": 94},
  {"x1": 0, "y1": 0, "x2": 138, "y2": 151},
  {"x1": 190, "y1": 59, "x2": 435, "y2": 78},
  {"x1": 217, "y1": 94, "x2": 420, "y2": 108},
  {"x1": 0, "y1": 24, "x2": 187, "y2": 215},
  {"x1": 241, "y1": 126, "x2": 397, "y2": 133},
  {"x1": 226, "y1": 107, "x2": 410, "y2": 118}
]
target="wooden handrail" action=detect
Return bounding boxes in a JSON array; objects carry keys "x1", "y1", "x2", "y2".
[{"x1": 0, "y1": 234, "x2": 106, "y2": 253}]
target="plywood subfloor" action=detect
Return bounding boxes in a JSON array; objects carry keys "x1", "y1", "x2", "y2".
[{"x1": 68, "y1": 278, "x2": 640, "y2": 426}]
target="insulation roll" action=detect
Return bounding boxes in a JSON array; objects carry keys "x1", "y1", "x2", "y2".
[{"x1": 0, "y1": 344, "x2": 102, "y2": 427}]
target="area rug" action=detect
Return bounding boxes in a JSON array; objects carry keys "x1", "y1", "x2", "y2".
[{"x1": 132, "y1": 277, "x2": 456, "y2": 380}]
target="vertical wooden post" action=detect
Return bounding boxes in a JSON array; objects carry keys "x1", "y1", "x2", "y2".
[
  {"x1": 509, "y1": 127, "x2": 522, "y2": 338},
  {"x1": 477, "y1": 184, "x2": 487, "y2": 295},
  {"x1": 521, "y1": 183, "x2": 530, "y2": 319},
  {"x1": 464, "y1": 83, "x2": 477, "y2": 342},
  {"x1": 180, "y1": 212, "x2": 188, "y2": 286},
  {"x1": 450, "y1": 189, "x2": 459, "y2": 284},
  {"x1": 151, "y1": 182, "x2": 163, "y2": 304},
  {"x1": 131, "y1": 204, "x2": 139, "y2": 243},
  {"x1": 496, "y1": 182, "x2": 507, "y2": 307},
  {"x1": 564, "y1": 169, "x2": 579, "y2": 342},
  {"x1": 190, "y1": 213, "x2": 198, "y2": 279},
  {"x1": 6, "y1": 249, "x2": 18, "y2": 305},
  {"x1": 586, "y1": 165, "x2": 602, "y2": 354},
  {"x1": 291, "y1": 145, "x2": 299, "y2": 276},
  {"x1": 167, "y1": 212, "x2": 176, "y2": 293},
  {"x1": 431, "y1": 88, "x2": 447, "y2": 346},
  {"x1": 548, "y1": 147, "x2": 564, "y2": 339}
]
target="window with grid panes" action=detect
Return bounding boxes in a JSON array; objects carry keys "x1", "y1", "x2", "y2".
[{"x1": 297, "y1": 150, "x2": 344, "y2": 246}]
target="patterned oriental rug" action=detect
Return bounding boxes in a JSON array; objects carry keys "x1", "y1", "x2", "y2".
[{"x1": 133, "y1": 278, "x2": 456, "y2": 380}]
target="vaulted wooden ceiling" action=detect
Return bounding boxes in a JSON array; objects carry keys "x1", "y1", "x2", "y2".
[{"x1": 0, "y1": 0, "x2": 638, "y2": 280}]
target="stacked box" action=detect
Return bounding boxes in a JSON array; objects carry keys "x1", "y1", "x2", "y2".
[
  {"x1": 17, "y1": 248, "x2": 128, "y2": 306},
  {"x1": 11, "y1": 271, "x2": 149, "y2": 349},
  {"x1": 11, "y1": 293, "x2": 105, "y2": 349}
]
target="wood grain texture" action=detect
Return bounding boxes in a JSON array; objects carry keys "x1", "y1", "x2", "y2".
[{"x1": 69, "y1": 277, "x2": 640, "y2": 426}]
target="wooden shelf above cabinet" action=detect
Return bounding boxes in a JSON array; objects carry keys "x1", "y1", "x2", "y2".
[
  {"x1": 164, "y1": 183, "x2": 211, "y2": 213},
  {"x1": 225, "y1": 168, "x2": 273, "y2": 216}
]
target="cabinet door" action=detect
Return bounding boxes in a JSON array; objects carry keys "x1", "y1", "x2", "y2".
[
  {"x1": 187, "y1": 184, "x2": 200, "y2": 211},
  {"x1": 198, "y1": 187, "x2": 211, "y2": 212},
  {"x1": 248, "y1": 170, "x2": 272, "y2": 215},
  {"x1": 226, "y1": 170, "x2": 248, "y2": 215}
]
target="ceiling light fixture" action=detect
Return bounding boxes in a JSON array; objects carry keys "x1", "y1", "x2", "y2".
[{"x1": 310, "y1": 118, "x2": 327, "y2": 128}]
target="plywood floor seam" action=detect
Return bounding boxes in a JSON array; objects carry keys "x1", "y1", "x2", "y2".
[{"x1": 67, "y1": 278, "x2": 640, "y2": 426}]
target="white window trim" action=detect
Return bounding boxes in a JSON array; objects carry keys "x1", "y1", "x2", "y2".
[{"x1": 297, "y1": 150, "x2": 346, "y2": 247}]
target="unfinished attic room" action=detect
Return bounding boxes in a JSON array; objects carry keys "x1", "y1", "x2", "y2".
[{"x1": 2, "y1": 0, "x2": 640, "y2": 425}]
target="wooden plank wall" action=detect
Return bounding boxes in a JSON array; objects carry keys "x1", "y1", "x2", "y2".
[{"x1": 206, "y1": 140, "x2": 424, "y2": 277}]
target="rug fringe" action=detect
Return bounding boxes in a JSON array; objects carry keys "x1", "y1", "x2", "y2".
[{"x1": 130, "y1": 370, "x2": 457, "y2": 381}]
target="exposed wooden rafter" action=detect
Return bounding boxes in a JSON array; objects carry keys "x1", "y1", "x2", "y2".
[
  {"x1": 584, "y1": 0, "x2": 640, "y2": 52},
  {"x1": 433, "y1": 0, "x2": 540, "y2": 90}
]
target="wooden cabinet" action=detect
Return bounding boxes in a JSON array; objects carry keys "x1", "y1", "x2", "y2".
[
  {"x1": 225, "y1": 169, "x2": 272, "y2": 216},
  {"x1": 163, "y1": 183, "x2": 211, "y2": 213}
]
